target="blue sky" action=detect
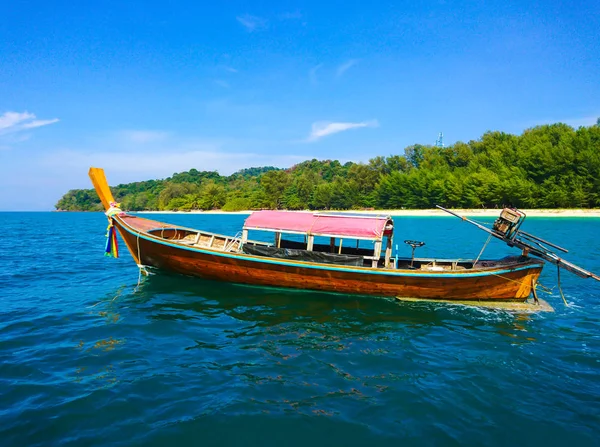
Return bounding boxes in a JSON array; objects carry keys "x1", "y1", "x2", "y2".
[{"x1": 1, "y1": 0, "x2": 599, "y2": 210}]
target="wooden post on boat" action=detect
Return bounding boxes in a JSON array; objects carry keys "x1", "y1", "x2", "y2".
[
  {"x1": 241, "y1": 229, "x2": 248, "y2": 245},
  {"x1": 307, "y1": 235, "x2": 314, "y2": 251},
  {"x1": 385, "y1": 236, "x2": 393, "y2": 268},
  {"x1": 372, "y1": 241, "x2": 382, "y2": 268}
]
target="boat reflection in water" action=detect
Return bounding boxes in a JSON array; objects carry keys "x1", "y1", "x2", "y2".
[{"x1": 128, "y1": 273, "x2": 539, "y2": 344}]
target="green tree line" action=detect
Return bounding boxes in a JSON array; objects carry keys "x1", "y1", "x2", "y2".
[{"x1": 56, "y1": 121, "x2": 600, "y2": 211}]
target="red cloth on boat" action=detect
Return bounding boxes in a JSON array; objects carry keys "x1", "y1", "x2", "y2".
[{"x1": 243, "y1": 210, "x2": 392, "y2": 239}]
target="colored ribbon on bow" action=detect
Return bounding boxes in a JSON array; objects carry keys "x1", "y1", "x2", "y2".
[
  {"x1": 105, "y1": 220, "x2": 119, "y2": 258},
  {"x1": 103, "y1": 201, "x2": 121, "y2": 258}
]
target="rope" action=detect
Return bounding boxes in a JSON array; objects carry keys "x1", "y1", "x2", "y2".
[
  {"x1": 557, "y1": 264, "x2": 569, "y2": 306},
  {"x1": 307, "y1": 214, "x2": 320, "y2": 236},
  {"x1": 473, "y1": 233, "x2": 493, "y2": 267},
  {"x1": 531, "y1": 278, "x2": 540, "y2": 304},
  {"x1": 134, "y1": 230, "x2": 147, "y2": 292},
  {"x1": 536, "y1": 282, "x2": 554, "y2": 294},
  {"x1": 105, "y1": 206, "x2": 122, "y2": 218},
  {"x1": 485, "y1": 270, "x2": 554, "y2": 296}
]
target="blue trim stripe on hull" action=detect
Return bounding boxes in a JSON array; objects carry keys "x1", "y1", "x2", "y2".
[{"x1": 117, "y1": 217, "x2": 543, "y2": 279}]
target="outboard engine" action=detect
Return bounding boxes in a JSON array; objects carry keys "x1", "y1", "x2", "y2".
[{"x1": 493, "y1": 208, "x2": 525, "y2": 239}]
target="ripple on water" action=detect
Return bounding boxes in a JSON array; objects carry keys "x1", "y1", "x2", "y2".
[{"x1": 1, "y1": 213, "x2": 599, "y2": 446}]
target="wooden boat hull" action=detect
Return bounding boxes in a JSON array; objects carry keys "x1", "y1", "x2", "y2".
[{"x1": 113, "y1": 215, "x2": 543, "y2": 301}]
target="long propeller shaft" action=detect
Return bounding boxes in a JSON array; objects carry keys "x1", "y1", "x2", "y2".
[{"x1": 435, "y1": 205, "x2": 600, "y2": 282}]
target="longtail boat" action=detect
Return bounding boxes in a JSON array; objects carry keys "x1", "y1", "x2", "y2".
[{"x1": 89, "y1": 167, "x2": 600, "y2": 304}]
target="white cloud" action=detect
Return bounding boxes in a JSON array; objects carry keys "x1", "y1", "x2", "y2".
[
  {"x1": 236, "y1": 14, "x2": 267, "y2": 32},
  {"x1": 1, "y1": 124, "x2": 314, "y2": 209},
  {"x1": 0, "y1": 111, "x2": 33, "y2": 130},
  {"x1": 0, "y1": 111, "x2": 59, "y2": 135},
  {"x1": 121, "y1": 130, "x2": 169, "y2": 144},
  {"x1": 39, "y1": 132, "x2": 310, "y2": 187},
  {"x1": 336, "y1": 59, "x2": 359, "y2": 78},
  {"x1": 307, "y1": 120, "x2": 379, "y2": 142},
  {"x1": 42, "y1": 149, "x2": 307, "y2": 181}
]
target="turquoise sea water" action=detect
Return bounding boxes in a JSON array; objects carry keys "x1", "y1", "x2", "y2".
[{"x1": 1, "y1": 212, "x2": 599, "y2": 446}]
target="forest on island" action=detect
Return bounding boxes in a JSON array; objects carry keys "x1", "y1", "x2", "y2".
[{"x1": 56, "y1": 121, "x2": 600, "y2": 212}]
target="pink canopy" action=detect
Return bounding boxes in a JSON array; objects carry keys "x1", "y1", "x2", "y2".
[{"x1": 243, "y1": 210, "x2": 393, "y2": 240}]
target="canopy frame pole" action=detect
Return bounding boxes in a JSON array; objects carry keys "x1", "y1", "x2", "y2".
[
  {"x1": 307, "y1": 235, "x2": 314, "y2": 251},
  {"x1": 385, "y1": 236, "x2": 393, "y2": 268},
  {"x1": 372, "y1": 241, "x2": 382, "y2": 268},
  {"x1": 275, "y1": 232, "x2": 282, "y2": 248}
]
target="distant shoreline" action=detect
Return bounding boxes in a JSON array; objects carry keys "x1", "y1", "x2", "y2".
[{"x1": 133, "y1": 209, "x2": 600, "y2": 218}]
